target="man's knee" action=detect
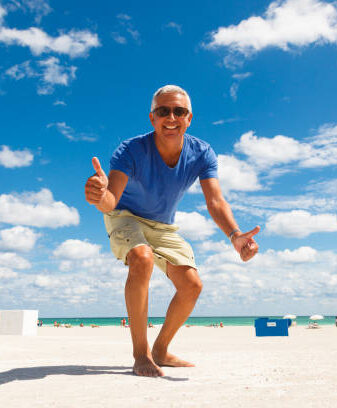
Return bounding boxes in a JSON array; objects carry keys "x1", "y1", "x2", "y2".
[
  {"x1": 127, "y1": 245, "x2": 154, "y2": 279},
  {"x1": 186, "y1": 277, "x2": 203, "y2": 299},
  {"x1": 176, "y1": 269, "x2": 203, "y2": 299}
]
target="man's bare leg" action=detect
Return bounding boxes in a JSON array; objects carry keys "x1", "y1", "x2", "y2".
[
  {"x1": 125, "y1": 245, "x2": 164, "y2": 377},
  {"x1": 152, "y1": 264, "x2": 202, "y2": 367}
]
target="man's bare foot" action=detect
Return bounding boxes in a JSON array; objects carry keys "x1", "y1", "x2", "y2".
[
  {"x1": 133, "y1": 355, "x2": 165, "y2": 377},
  {"x1": 152, "y1": 350, "x2": 195, "y2": 367}
]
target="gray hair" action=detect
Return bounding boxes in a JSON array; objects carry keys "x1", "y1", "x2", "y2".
[{"x1": 151, "y1": 85, "x2": 192, "y2": 112}]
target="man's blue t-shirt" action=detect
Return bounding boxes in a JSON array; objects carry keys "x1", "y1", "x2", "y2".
[{"x1": 109, "y1": 131, "x2": 218, "y2": 224}]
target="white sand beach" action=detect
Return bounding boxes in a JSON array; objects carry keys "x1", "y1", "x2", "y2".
[{"x1": 1, "y1": 325, "x2": 337, "y2": 408}]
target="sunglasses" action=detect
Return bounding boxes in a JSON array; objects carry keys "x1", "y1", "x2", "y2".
[{"x1": 152, "y1": 106, "x2": 190, "y2": 118}]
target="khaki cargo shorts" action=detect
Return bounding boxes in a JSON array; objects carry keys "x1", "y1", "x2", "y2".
[{"x1": 103, "y1": 209, "x2": 196, "y2": 274}]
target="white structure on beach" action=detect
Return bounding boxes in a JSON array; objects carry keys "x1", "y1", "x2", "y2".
[{"x1": 0, "y1": 310, "x2": 38, "y2": 336}]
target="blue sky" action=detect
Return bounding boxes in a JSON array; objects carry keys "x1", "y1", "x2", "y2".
[{"x1": 0, "y1": 0, "x2": 336, "y2": 317}]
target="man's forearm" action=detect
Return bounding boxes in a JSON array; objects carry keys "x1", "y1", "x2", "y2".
[
  {"x1": 94, "y1": 190, "x2": 117, "y2": 214},
  {"x1": 207, "y1": 197, "x2": 240, "y2": 238}
]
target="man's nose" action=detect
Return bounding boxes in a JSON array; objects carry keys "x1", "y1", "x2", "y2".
[{"x1": 167, "y1": 110, "x2": 176, "y2": 120}]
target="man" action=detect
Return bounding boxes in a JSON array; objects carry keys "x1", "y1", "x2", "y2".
[{"x1": 85, "y1": 85, "x2": 259, "y2": 377}]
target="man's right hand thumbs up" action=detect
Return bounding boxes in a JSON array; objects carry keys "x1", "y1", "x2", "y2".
[
  {"x1": 92, "y1": 157, "x2": 106, "y2": 179},
  {"x1": 85, "y1": 157, "x2": 109, "y2": 205}
]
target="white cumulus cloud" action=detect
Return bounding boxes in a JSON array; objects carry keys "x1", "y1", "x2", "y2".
[
  {"x1": 175, "y1": 211, "x2": 216, "y2": 240},
  {"x1": 0, "y1": 3, "x2": 99, "y2": 95},
  {"x1": 0, "y1": 145, "x2": 34, "y2": 168},
  {"x1": 189, "y1": 155, "x2": 262, "y2": 194},
  {"x1": 277, "y1": 246, "x2": 318, "y2": 263},
  {"x1": 197, "y1": 240, "x2": 229, "y2": 253},
  {"x1": 6, "y1": 58, "x2": 77, "y2": 95},
  {"x1": 207, "y1": 0, "x2": 337, "y2": 56},
  {"x1": 0, "y1": 189, "x2": 79, "y2": 228},
  {"x1": 0, "y1": 26, "x2": 100, "y2": 57},
  {"x1": 5, "y1": 60, "x2": 37, "y2": 80},
  {"x1": 265, "y1": 210, "x2": 337, "y2": 237},
  {"x1": 34, "y1": 274, "x2": 62, "y2": 288},
  {"x1": 39, "y1": 57, "x2": 76, "y2": 84},
  {"x1": 234, "y1": 125, "x2": 337, "y2": 169},
  {"x1": 218, "y1": 154, "x2": 261, "y2": 194},
  {"x1": 0, "y1": 252, "x2": 31, "y2": 269},
  {"x1": 53, "y1": 239, "x2": 101, "y2": 260},
  {"x1": 234, "y1": 131, "x2": 308, "y2": 168},
  {"x1": 37, "y1": 56, "x2": 76, "y2": 94},
  {"x1": 195, "y1": 242, "x2": 337, "y2": 315},
  {"x1": 0, "y1": 267, "x2": 18, "y2": 279},
  {"x1": 64, "y1": 284, "x2": 92, "y2": 295},
  {"x1": 0, "y1": 226, "x2": 40, "y2": 252}
]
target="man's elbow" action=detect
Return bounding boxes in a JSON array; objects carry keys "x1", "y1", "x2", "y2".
[{"x1": 206, "y1": 196, "x2": 228, "y2": 213}]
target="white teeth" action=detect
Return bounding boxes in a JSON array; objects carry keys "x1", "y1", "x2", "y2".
[{"x1": 165, "y1": 125, "x2": 178, "y2": 129}]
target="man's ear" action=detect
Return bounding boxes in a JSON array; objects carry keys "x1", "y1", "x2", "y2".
[
  {"x1": 186, "y1": 112, "x2": 193, "y2": 127},
  {"x1": 149, "y1": 112, "x2": 155, "y2": 126}
]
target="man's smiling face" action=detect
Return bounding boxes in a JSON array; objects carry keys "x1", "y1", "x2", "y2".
[{"x1": 149, "y1": 92, "x2": 193, "y2": 142}]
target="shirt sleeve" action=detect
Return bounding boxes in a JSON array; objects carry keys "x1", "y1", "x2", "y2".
[
  {"x1": 109, "y1": 142, "x2": 135, "y2": 177},
  {"x1": 199, "y1": 146, "x2": 218, "y2": 180}
]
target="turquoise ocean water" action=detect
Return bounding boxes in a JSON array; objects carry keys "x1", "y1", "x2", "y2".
[{"x1": 39, "y1": 316, "x2": 336, "y2": 327}]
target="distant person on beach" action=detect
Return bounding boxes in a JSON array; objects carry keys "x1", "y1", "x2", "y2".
[{"x1": 85, "y1": 85, "x2": 259, "y2": 377}]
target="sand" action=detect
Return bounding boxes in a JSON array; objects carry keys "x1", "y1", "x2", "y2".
[{"x1": 1, "y1": 325, "x2": 337, "y2": 407}]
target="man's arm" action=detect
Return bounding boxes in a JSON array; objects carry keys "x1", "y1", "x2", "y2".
[
  {"x1": 85, "y1": 157, "x2": 128, "y2": 214},
  {"x1": 200, "y1": 178, "x2": 260, "y2": 262}
]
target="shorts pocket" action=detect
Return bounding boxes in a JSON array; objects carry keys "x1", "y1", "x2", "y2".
[{"x1": 109, "y1": 228, "x2": 132, "y2": 260}]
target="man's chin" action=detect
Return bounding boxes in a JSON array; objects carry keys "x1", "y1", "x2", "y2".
[{"x1": 161, "y1": 128, "x2": 183, "y2": 137}]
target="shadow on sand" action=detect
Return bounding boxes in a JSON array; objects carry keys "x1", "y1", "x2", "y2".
[{"x1": 0, "y1": 365, "x2": 189, "y2": 384}]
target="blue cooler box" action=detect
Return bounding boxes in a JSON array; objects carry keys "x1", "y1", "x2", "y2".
[{"x1": 254, "y1": 318, "x2": 290, "y2": 337}]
